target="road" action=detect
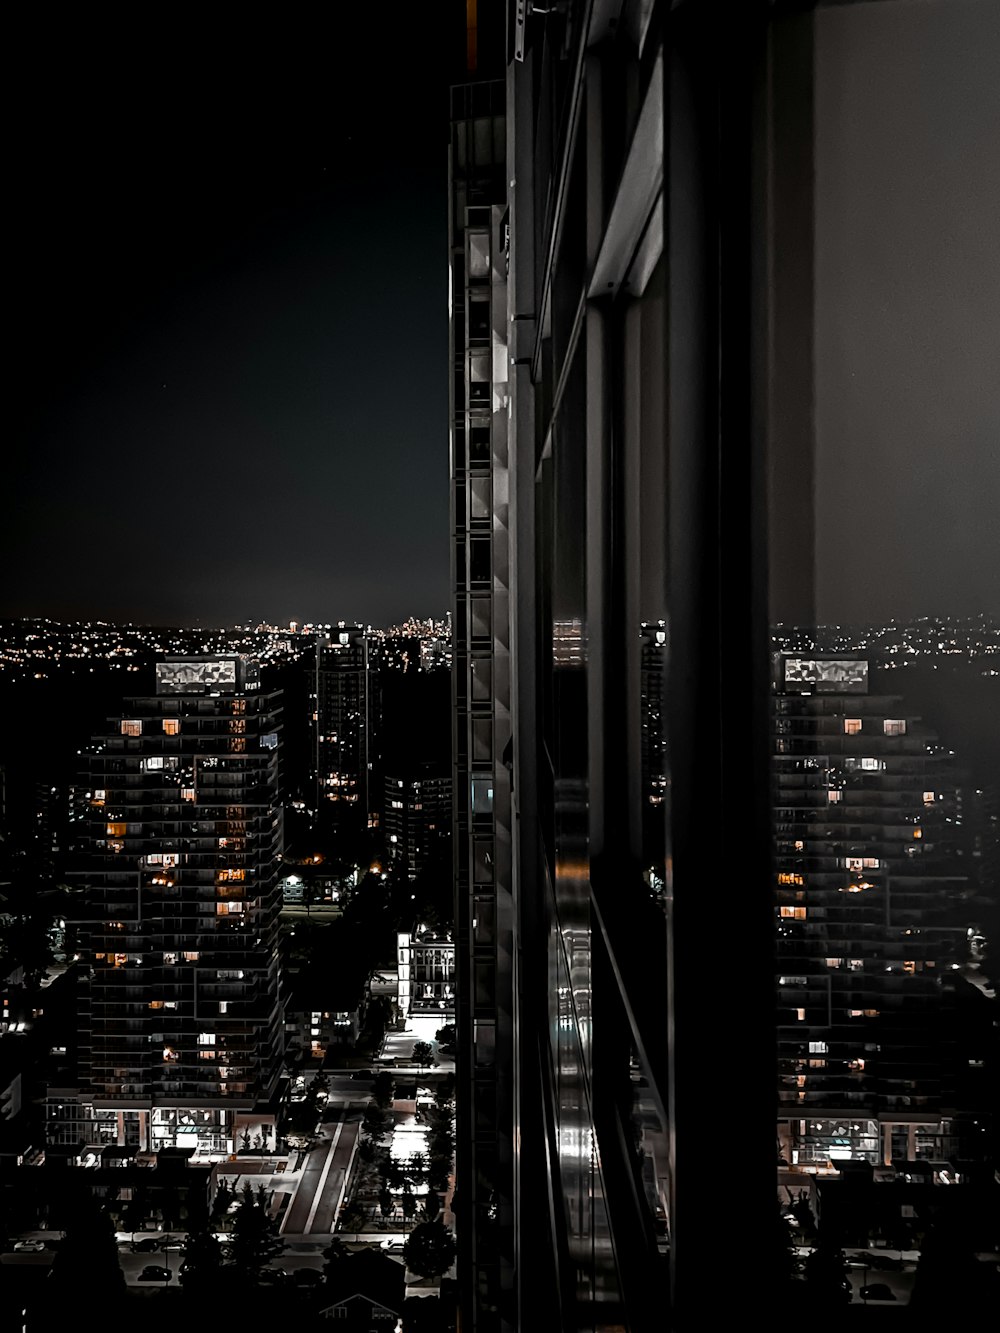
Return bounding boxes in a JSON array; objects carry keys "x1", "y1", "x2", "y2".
[{"x1": 281, "y1": 1103, "x2": 363, "y2": 1237}]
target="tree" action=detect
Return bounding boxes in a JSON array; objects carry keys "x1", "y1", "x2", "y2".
[
  {"x1": 434, "y1": 1024, "x2": 455, "y2": 1046},
  {"x1": 401, "y1": 1182, "x2": 418, "y2": 1223},
  {"x1": 227, "y1": 1182, "x2": 283, "y2": 1280},
  {"x1": 379, "y1": 1187, "x2": 396, "y2": 1220},
  {"x1": 322, "y1": 1236, "x2": 352, "y2": 1288},
  {"x1": 362, "y1": 1104, "x2": 391, "y2": 1146},
  {"x1": 411, "y1": 1041, "x2": 435, "y2": 1067},
  {"x1": 180, "y1": 1223, "x2": 223, "y2": 1291},
  {"x1": 373, "y1": 1071, "x2": 396, "y2": 1109},
  {"x1": 47, "y1": 1197, "x2": 126, "y2": 1311},
  {"x1": 422, "y1": 1191, "x2": 441, "y2": 1222},
  {"x1": 403, "y1": 1221, "x2": 457, "y2": 1280},
  {"x1": 804, "y1": 1235, "x2": 851, "y2": 1307}
]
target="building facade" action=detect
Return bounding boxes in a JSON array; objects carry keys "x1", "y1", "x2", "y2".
[
  {"x1": 773, "y1": 653, "x2": 976, "y2": 1167},
  {"x1": 57, "y1": 655, "x2": 284, "y2": 1155},
  {"x1": 384, "y1": 766, "x2": 451, "y2": 880},
  {"x1": 449, "y1": 64, "x2": 514, "y2": 1333},
  {"x1": 313, "y1": 626, "x2": 370, "y2": 842},
  {"x1": 451, "y1": 3, "x2": 776, "y2": 1329}
]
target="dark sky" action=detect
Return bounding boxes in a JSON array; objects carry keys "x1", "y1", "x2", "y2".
[
  {"x1": 6, "y1": 2, "x2": 999, "y2": 630},
  {"x1": 6, "y1": 6, "x2": 477, "y2": 628}
]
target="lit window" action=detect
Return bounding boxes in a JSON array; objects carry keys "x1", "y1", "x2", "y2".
[
  {"x1": 883, "y1": 719, "x2": 906, "y2": 736},
  {"x1": 217, "y1": 869, "x2": 245, "y2": 883},
  {"x1": 923, "y1": 791, "x2": 936, "y2": 806},
  {"x1": 808, "y1": 1041, "x2": 827, "y2": 1054},
  {"x1": 827, "y1": 789, "x2": 842, "y2": 803},
  {"x1": 779, "y1": 906, "x2": 806, "y2": 919},
  {"x1": 182, "y1": 951, "x2": 199, "y2": 962},
  {"x1": 162, "y1": 719, "x2": 181, "y2": 736},
  {"x1": 106, "y1": 822, "x2": 127, "y2": 837},
  {"x1": 913, "y1": 828, "x2": 922, "y2": 839},
  {"x1": 141, "y1": 757, "x2": 164, "y2": 771},
  {"x1": 181, "y1": 788, "x2": 196, "y2": 802},
  {"x1": 121, "y1": 720, "x2": 142, "y2": 737},
  {"x1": 844, "y1": 719, "x2": 862, "y2": 735},
  {"x1": 197, "y1": 1033, "x2": 215, "y2": 1045},
  {"x1": 148, "y1": 1001, "x2": 164, "y2": 1010},
  {"x1": 860, "y1": 757, "x2": 883, "y2": 771},
  {"x1": 777, "y1": 872, "x2": 803, "y2": 885},
  {"x1": 795, "y1": 1008, "x2": 806, "y2": 1021}
]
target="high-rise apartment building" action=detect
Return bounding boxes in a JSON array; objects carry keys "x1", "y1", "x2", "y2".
[
  {"x1": 449, "y1": 65, "x2": 513, "y2": 1331},
  {"x1": 56, "y1": 655, "x2": 284, "y2": 1155},
  {"x1": 313, "y1": 626, "x2": 370, "y2": 841},
  {"x1": 451, "y1": 4, "x2": 775, "y2": 1330},
  {"x1": 385, "y1": 765, "x2": 451, "y2": 880},
  {"x1": 773, "y1": 654, "x2": 977, "y2": 1166}
]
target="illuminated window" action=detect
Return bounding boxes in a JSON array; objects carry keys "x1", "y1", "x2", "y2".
[
  {"x1": 141, "y1": 756, "x2": 164, "y2": 771},
  {"x1": 217, "y1": 869, "x2": 245, "y2": 883},
  {"x1": 149, "y1": 1000, "x2": 164, "y2": 1010},
  {"x1": 92, "y1": 789, "x2": 106, "y2": 805},
  {"x1": 777, "y1": 872, "x2": 803, "y2": 885},
  {"x1": 795, "y1": 1008, "x2": 806, "y2": 1021},
  {"x1": 121, "y1": 720, "x2": 142, "y2": 737},
  {"x1": 198, "y1": 1050, "x2": 215, "y2": 1060},
  {"x1": 913, "y1": 828, "x2": 922, "y2": 839},
  {"x1": 162, "y1": 718, "x2": 181, "y2": 736},
  {"x1": 825, "y1": 958, "x2": 842, "y2": 968},
  {"x1": 808, "y1": 1041, "x2": 827, "y2": 1054},
  {"x1": 779, "y1": 906, "x2": 806, "y2": 919},
  {"x1": 182, "y1": 951, "x2": 199, "y2": 962},
  {"x1": 181, "y1": 788, "x2": 196, "y2": 802},
  {"x1": 163, "y1": 1046, "x2": 178, "y2": 1062},
  {"x1": 197, "y1": 1033, "x2": 215, "y2": 1045},
  {"x1": 883, "y1": 719, "x2": 906, "y2": 736},
  {"x1": 860, "y1": 757, "x2": 883, "y2": 771},
  {"x1": 827, "y1": 789, "x2": 842, "y2": 803},
  {"x1": 923, "y1": 791, "x2": 936, "y2": 806},
  {"x1": 843, "y1": 718, "x2": 862, "y2": 735}
]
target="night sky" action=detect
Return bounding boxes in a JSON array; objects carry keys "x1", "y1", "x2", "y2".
[
  {"x1": 6, "y1": 2, "x2": 999, "y2": 630},
  {"x1": 6, "y1": 8, "x2": 473, "y2": 629}
]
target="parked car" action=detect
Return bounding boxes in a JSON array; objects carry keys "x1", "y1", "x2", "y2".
[
  {"x1": 258, "y1": 1267, "x2": 292, "y2": 1286},
  {"x1": 13, "y1": 1240, "x2": 46, "y2": 1253},
  {"x1": 379, "y1": 1239, "x2": 405, "y2": 1254},
  {"x1": 292, "y1": 1267, "x2": 324, "y2": 1286},
  {"x1": 138, "y1": 1265, "x2": 173, "y2": 1282},
  {"x1": 860, "y1": 1283, "x2": 896, "y2": 1301}
]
